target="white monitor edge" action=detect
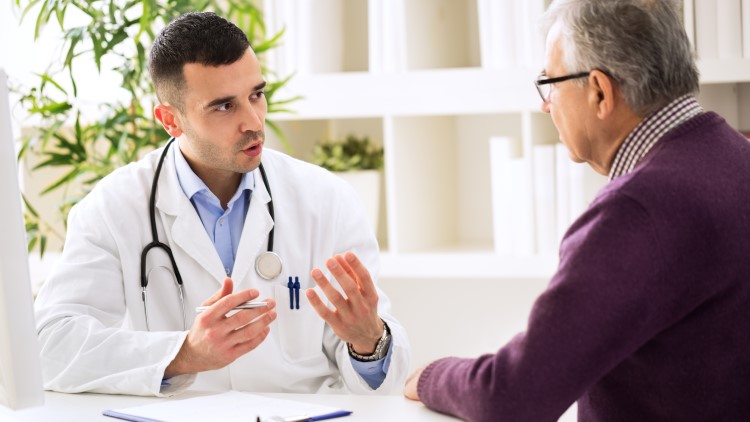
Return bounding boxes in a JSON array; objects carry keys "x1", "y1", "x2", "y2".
[{"x1": 0, "y1": 67, "x2": 45, "y2": 410}]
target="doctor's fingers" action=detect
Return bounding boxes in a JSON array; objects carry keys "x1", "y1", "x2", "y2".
[
  {"x1": 327, "y1": 255, "x2": 364, "y2": 302},
  {"x1": 310, "y1": 267, "x2": 350, "y2": 310},
  {"x1": 201, "y1": 278, "x2": 234, "y2": 306},
  {"x1": 230, "y1": 326, "x2": 271, "y2": 358},
  {"x1": 202, "y1": 288, "x2": 262, "y2": 320},
  {"x1": 305, "y1": 288, "x2": 339, "y2": 323},
  {"x1": 325, "y1": 255, "x2": 376, "y2": 308},
  {"x1": 340, "y1": 252, "x2": 378, "y2": 301},
  {"x1": 228, "y1": 313, "x2": 275, "y2": 347},
  {"x1": 225, "y1": 300, "x2": 277, "y2": 330}
]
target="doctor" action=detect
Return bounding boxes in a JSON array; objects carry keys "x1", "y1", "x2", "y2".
[{"x1": 34, "y1": 11, "x2": 409, "y2": 397}]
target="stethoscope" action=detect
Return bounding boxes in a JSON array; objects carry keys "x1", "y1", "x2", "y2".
[{"x1": 140, "y1": 137, "x2": 282, "y2": 330}]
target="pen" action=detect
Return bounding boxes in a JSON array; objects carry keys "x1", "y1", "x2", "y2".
[
  {"x1": 293, "y1": 276, "x2": 300, "y2": 310},
  {"x1": 281, "y1": 416, "x2": 309, "y2": 422},
  {"x1": 194, "y1": 301, "x2": 269, "y2": 313},
  {"x1": 258, "y1": 416, "x2": 309, "y2": 422},
  {"x1": 288, "y1": 276, "x2": 294, "y2": 310},
  {"x1": 258, "y1": 411, "x2": 352, "y2": 422},
  {"x1": 309, "y1": 410, "x2": 352, "y2": 421}
]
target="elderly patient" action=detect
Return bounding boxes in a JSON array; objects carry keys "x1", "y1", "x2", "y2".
[{"x1": 404, "y1": 0, "x2": 750, "y2": 421}]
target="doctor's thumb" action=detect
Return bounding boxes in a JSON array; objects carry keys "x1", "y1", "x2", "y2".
[{"x1": 202, "y1": 278, "x2": 235, "y2": 306}]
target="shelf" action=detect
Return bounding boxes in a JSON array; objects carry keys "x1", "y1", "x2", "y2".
[
  {"x1": 262, "y1": 0, "x2": 750, "y2": 282},
  {"x1": 270, "y1": 58, "x2": 750, "y2": 122},
  {"x1": 698, "y1": 59, "x2": 750, "y2": 84},
  {"x1": 379, "y1": 251, "x2": 557, "y2": 279},
  {"x1": 273, "y1": 67, "x2": 541, "y2": 119}
]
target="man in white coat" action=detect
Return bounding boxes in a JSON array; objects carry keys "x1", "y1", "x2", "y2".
[{"x1": 34, "y1": 12, "x2": 410, "y2": 397}]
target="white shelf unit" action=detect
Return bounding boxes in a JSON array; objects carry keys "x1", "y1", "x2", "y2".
[{"x1": 262, "y1": 0, "x2": 750, "y2": 280}]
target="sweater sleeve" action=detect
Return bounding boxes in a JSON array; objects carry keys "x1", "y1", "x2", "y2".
[{"x1": 417, "y1": 191, "x2": 673, "y2": 421}]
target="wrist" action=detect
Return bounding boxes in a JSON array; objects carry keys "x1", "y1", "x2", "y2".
[
  {"x1": 348, "y1": 319, "x2": 391, "y2": 362},
  {"x1": 164, "y1": 356, "x2": 185, "y2": 379},
  {"x1": 350, "y1": 322, "x2": 384, "y2": 355},
  {"x1": 164, "y1": 336, "x2": 194, "y2": 378}
]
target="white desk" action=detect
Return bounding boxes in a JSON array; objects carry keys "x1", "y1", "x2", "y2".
[{"x1": 1, "y1": 391, "x2": 459, "y2": 421}]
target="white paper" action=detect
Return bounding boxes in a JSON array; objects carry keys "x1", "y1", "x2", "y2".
[{"x1": 104, "y1": 391, "x2": 349, "y2": 422}]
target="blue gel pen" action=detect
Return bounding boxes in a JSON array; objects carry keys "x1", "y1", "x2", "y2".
[
  {"x1": 288, "y1": 276, "x2": 294, "y2": 310},
  {"x1": 294, "y1": 276, "x2": 300, "y2": 310}
]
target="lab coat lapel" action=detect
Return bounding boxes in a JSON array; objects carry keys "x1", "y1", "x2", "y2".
[
  {"x1": 231, "y1": 165, "x2": 273, "y2": 286},
  {"x1": 154, "y1": 144, "x2": 226, "y2": 284}
]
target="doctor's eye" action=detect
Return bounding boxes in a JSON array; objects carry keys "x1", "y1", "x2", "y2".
[
  {"x1": 250, "y1": 90, "x2": 265, "y2": 101},
  {"x1": 216, "y1": 102, "x2": 234, "y2": 112}
]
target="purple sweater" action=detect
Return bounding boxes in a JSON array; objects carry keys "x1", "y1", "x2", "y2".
[{"x1": 418, "y1": 112, "x2": 750, "y2": 421}]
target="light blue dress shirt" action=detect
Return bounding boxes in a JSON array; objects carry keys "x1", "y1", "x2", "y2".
[{"x1": 173, "y1": 144, "x2": 390, "y2": 389}]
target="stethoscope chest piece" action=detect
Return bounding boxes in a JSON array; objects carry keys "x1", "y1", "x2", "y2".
[{"x1": 256, "y1": 251, "x2": 283, "y2": 280}]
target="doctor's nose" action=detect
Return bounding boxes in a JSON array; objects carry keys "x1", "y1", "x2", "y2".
[{"x1": 239, "y1": 103, "x2": 265, "y2": 133}]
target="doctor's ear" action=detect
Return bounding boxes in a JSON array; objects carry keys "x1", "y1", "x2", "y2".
[{"x1": 154, "y1": 104, "x2": 184, "y2": 138}]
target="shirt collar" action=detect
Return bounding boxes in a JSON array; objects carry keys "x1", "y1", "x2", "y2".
[
  {"x1": 173, "y1": 140, "x2": 255, "y2": 203},
  {"x1": 609, "y1": 95, "x2": 703, "y2": 180}
]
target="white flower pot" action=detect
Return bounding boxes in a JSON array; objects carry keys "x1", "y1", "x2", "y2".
[{"x1": 334, "y1": 170, "x2": 380, "y2": 232}]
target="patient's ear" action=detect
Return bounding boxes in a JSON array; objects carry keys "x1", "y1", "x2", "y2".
[
  {"x1": 154, "y1": 104, "x2": 183, "y2": 138},
  {"x1": 588, "y1": 70, "x2": 615, "y2": 120}
]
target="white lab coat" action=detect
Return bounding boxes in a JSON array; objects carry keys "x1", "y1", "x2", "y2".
[{"x1": 34, "y1": 145, "x2": 410, "y2": 397}]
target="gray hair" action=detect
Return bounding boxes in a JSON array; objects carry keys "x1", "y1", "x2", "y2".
[{"x1": 541, "y1": 0, "x2": 699, "y2": 115}]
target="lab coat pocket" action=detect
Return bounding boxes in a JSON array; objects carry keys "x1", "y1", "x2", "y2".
[{"x1": 273, "y1": 284, "x2": 325, "y2": 363}]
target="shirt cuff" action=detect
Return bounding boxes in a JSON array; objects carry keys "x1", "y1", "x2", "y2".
[{"x1": 349, "y1": 338, "x2": 395, "y2": 390}]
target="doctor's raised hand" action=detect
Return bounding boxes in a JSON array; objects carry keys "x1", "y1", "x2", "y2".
[
  {"x1": 164, "y1": 278, "x2": 276, "y2": 378},
  {"x1": 306, "y1": 252, "x2": 385, "y2": 356}
]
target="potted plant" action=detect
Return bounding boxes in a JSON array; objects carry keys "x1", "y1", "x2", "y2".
[{"x1": 311, "y1": 134, "x2": 384, "y2": 232}]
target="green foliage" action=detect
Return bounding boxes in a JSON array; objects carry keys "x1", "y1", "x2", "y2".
[
  {"x1": 311, "y1": 135, "x2": 384, "y2": 172},
  {"x1": 13, "y1": 0, "x2": 298, "y2": 256}
]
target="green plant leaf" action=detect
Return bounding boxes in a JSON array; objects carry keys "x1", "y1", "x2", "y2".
[
  {"x1": 40, "y1": 167, "x2": 82, "y2": 194},
  {"x1": 311, "y1": 134, "x2": 384, "y2": 172},
  {"x1": 35, "y1": 72, "x2": 68, "y2": 95},
  {"x1": 22, "y1": 194, "x2": 40, "y2": 218}
]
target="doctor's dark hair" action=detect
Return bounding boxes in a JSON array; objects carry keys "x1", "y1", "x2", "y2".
[
  {"x1": 149, "y1": 12, "x2": 251, "y2": 111},
  {"x1": 541, "y1": 0, "x2": 699, "y2": 116}
]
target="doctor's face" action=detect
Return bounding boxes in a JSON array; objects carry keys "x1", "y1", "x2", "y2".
[{"x1": 172, "y1": 48, "x2": 268, "y2": 178}]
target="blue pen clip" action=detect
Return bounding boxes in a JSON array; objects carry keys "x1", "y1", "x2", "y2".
[
  {"x1": 294, "y1": 276, "x2": 300, "y2": 310},
  {"x1": 287, "y1": 276, "x2": 294, "y2": 310}
]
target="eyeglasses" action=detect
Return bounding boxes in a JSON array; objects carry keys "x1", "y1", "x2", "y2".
[{"x1": 534, "y1": 71, "x2": 590, "y2": 102}]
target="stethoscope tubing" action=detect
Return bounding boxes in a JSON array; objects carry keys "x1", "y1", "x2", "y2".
[{"x1": 140, "y1": 137, "x2": 280, "y2": 330}]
